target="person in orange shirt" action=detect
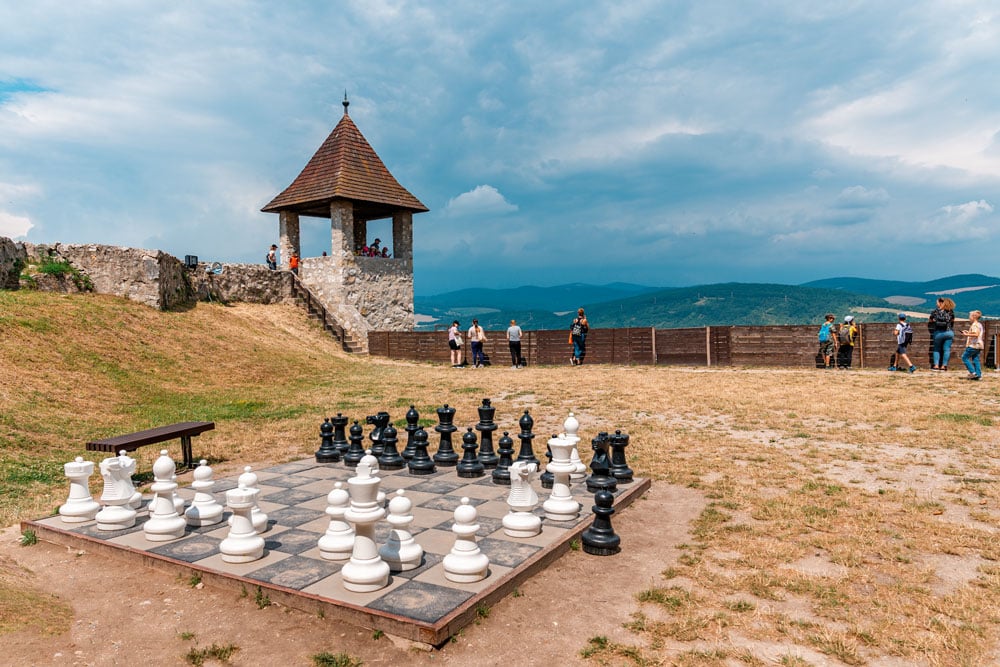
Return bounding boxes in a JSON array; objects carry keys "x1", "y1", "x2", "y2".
[{"x1": 289, "y1": 252, "x2": 300, "y2": 275}]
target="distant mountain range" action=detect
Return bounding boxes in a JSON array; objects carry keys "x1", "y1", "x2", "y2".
[{"x1": 415, "y1": 274, "x2": 1000, "y2": 331}]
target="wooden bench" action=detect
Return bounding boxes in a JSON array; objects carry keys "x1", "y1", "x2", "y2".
[{"x1": 85, "y1": 421, "x2": 215, "y2": 469}]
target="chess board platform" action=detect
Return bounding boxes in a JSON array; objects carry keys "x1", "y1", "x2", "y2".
[{"x1": 24, "y1": 458, "x2": 649, "y2": 646}]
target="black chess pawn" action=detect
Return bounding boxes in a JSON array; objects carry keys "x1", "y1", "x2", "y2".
[
  {"x1": 456, "y1": 427, "x2": 485, "y2": 478},
  {"x1": 407, "y1": 428, "x2": 436, "y2": 475},
  {"x1": 401, "y1": 405, "x2": 420, "y2": 461},
  {"x1": 492, "y1": 431, "x2": 515, "y2": 486},
  {"x1": 515, "y1": 409, "x2": 540, "y2": 466},
  {"x1": 432, "y1": 404, "x2": 459, "y2": 467},
  {"x1": 586, "y1": 432, "x2": 617, "y2": 493},
  {"x1": 315, "y1": 417, "x2": 341, "y2": 463},
  {"x1": 609, "y1": 430, "x2": 634, "y2": 484},
  {"x1": 581, "y1": 489, "x2": 621, "y2": 556},
  {"x1": 343, "y1": 420, "x2": 366, "y2": 468},
  {"x1": 475, "y1": 398, "x2": 499, "y2": 469},
  {"x1": 331, "y1": 413, "x2": 349, "y2": 455},
  {"x1": 540, "y1": 437, "x2": 554, "y2": 489},
  {"x1": 365, "y1": 411, "x2": 391, "y2": 457},
  {"x1": 378, "y1": 424, "x2": 406, "y2": 470}
]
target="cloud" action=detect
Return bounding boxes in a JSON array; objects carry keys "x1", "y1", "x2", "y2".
[
  {"x1": 0, "y1": 210, "x2": 33, "y2": 238},
  {"x1": 835, "y1": 186, "x2": 890, "y2": 208},
  {"x1": 442, "y1": 185, "x2": 518, "y2": 217},
  {"x1": 912, "y1": 199, "x2": 995, "y2": 243}
]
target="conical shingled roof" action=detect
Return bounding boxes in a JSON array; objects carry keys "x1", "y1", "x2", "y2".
[{"x1": 262, "y1": 106, "x2": 428, "y2": 219}]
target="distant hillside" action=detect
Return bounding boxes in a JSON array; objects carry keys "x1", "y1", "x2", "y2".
[{"x1": 803, "y1": 274, "x2": 1000, "y2": 316}]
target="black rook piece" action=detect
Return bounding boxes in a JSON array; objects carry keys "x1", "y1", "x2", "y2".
[
  {"x1": 540, "y1": 437, "x2": 554, "y2": 489},
  {"x1": 456, "y1": 427, "x2": 485, "y2": 478},
  {"x1": 586, "y1": 432, "x2": 617, "y2": 493},
  {"x1": 492, "y1": 431, "x2": 515, "y2": 486},
  {"x1": 315, "y1": 417, "x2": 341, "y2": 463},
  {"x1": 475, "y1": 398, "x2": 499, "y2": 469},
  {"x1": 609, "y1": 430, "x2": 633, "y2": 483},
  {"x1": 402, "y1": 405, "x2": 420, "y2": 461},
  {"x1": 515, "y1": 409, "x2": 540, "y2": 466},
  {"x1": 331, "y1": 413, "x2": 349, "y2": 455},
  {"x1": 581, "y1": 489, "x2": 621, "y2": 556},
  {"x1": 378, "y1": 424, "x2": 406, "y2": 470},
  {"x1": 343, "y1": 420, "x2": 366, "y2": 468},
  {"x1": 407, "y1": 429, "x2": 436, "y2": 475},
  {"x1": 432, "y1": 404, "x2": 460, "y2": 467},
  {"x1": 365, "y1": 411, "x2": 390, "y2": 457}
]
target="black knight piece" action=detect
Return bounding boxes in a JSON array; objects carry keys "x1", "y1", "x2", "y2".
[
  {"x1": 456, "y1": 427, "x2": 485, "y2": 478},
  {"x1": 407, "y1": 429, "x2": 436, "y2": 475},
  {"x1": 540, "y1": 438, "x2": 554, "y2": 489},
  {"x1": 585, "y1": 432, "x2": 617, "y2": 493},
  {"x1": 315, "y1": 417, "x2": 341, "y2": 463},
  {"x1": 515, "y1": 409, "x2": 540, "y2": 466},
  {"x1": 378, "y1": 424, "x2": 406, "y2": 470},
  {"x1": 343, "y1": 420, "x2": 366, "y2": 468},
  {"x1": 581, "y1": 489, "x2": 621, "y2": 556},
  {"x1": 402, "y1": 405, "x2": 420, "y2": 461},
  {"x1": 365, "y1": 412, "x2": 391, "y2": 457},
  {"x1": 331, "y1": 413, "x2": 349, "y2": 456},
  {"x1": 475, "y1": 398, "x2": 499, "y2": 469},
  {"x1": 492, "y1": 431, "x2": 515, "y2": 486},
  {"x1": 609, "y1": 430, "x2": 633, "y2": 483},
  {"x1": 432, "y1": 404, "x2": 460, "y2": 467}
]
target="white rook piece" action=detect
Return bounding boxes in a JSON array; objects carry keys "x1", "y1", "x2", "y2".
[
  {"x1": 564, "y1": 412, "x2": 586, "y2": 480},
  {"x1": 502, "y1": 461, "x2": 542, "y2": 538},
  {"x1": 95, "y1": 455, "x2": 137, "y2": 530},
  {"x1": 542, "y1": 434, "x2": 581, "y2": 522},
  {"x1": 220, "y1": 485, "x2": 265, "y2": 563},
  {"x1": 379, "y1": 489, "x2": 423, "y2": 571},
  {"x1": 59, "y1": 457, "x2": 100, "y2": 523},
  {"x1": 116, "y1": 450, "x2": 142, "y2": 510},
  {"x1": 143, "y1": 450, "x2": 186, "y2": 541},
  {"x1": 185, "y1": 460, "x2": 224, "y2": 527},
  {"x1": 443, "y1": 497, "x2": 490, "y2": 583},
  {"x1": 341, "y1": 453, "x2": 390, "y2": 592},
  {"x1": 318, "y1": 482, "x2": 354, "y2": 561}
]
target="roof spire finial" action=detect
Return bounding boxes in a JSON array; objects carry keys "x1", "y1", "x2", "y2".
[{"x1": 343, "y1": 90, "x2": 349, "y2": 115}]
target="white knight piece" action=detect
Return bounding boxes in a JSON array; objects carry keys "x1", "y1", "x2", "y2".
[
  {"x1": 503, "y1": 461, "x2": 542, "y2": 538},
  {"x1": 95, "y1": 455, "x2": 137, "y2": 530}
]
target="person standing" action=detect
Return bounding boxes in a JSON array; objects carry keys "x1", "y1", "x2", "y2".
[
  {"x1": 837, "y1": 316, "x2": 857, "y2": 369},
  {"x1": 570, "y1": 308, "x2": 589, "y2": 365},
  {"x1": 817, "y1": 314, "x2": 837, "y2": 369},
  {"x1": 468, "y1": 319, "x2": 488, "y2": 368},
  {"x1": 448, "y1": 320, "x2": 464, "y2": 368},
  {"x1": 929, "y1": 297, "x2": 956, "y2": 370},
  {"x1": 506, "y1": 319, "x2": 524, "y2": 368},
  {"x1": 266, "y1": 244, "x2": 277, "y2": 270},
  {"x1": 961, "y1": 310, "x2": 984, "y2": 380},
  {"x1": 890, "y1": 313, "x2": 916, "y2": 373},
  {"x1": 289, "y1": 252, "x2": 300, "y2": 276}
]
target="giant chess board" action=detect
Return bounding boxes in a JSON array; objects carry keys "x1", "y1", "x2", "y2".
[{"x1": 25, "y1": 456, "x2": 649, "y2": 645}]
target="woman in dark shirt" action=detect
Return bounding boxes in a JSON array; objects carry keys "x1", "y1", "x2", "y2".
[{"x1": 929, "y1": 297, "x2": 956, "y2": 370}]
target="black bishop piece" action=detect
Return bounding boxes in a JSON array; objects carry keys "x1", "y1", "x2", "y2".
[
  {"x1": 475, "y1": 398, "x2": 499, "y2": 469},
  {"x1": 343, "y1": 420, "x2": 366, "y2": 468},
  {"x1": 432, "y1": 404, "x2": 459, "y2": 466},
  {"x1": 609, "y1": 430, "x2": 633, "y2": 483},
  {"x1": 456, "y1": 427, "x2": 485, "y2": 478},
  {"x1": 581, "y1": 489, "x2": 621, "y2": 556},
  {"x1": 407, "y1": 428, "x2": 436, "y2": 475},
  {"x1": 378, "y1": 424, "x2": 406, "y2": 470},
  {"x1": 315, "y1": 417, "x2": 341, "y2": 463},
  {"x1": 585, "y1": 432, "x2": 617, "y2": 493},
  {"x1": 401, "y1": 405, "x2": 420, "y2": 460},
  {"x1": 491, "y1": 431, "x2": 515, "y2": 486},
  {"x1": 515, "y1": 410, "x2": 540, "y2": 466}
]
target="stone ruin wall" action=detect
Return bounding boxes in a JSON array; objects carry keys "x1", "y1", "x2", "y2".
[
  {"x1": 0, "y1": 237, "x2": 27, "y2": 289},
  {"x1": 188, "y1": 263, "x2": 291, "y2": 305}
]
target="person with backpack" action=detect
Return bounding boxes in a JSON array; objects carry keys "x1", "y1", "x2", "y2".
[
  {"x1": 266, "y1": 244, "x2": 277, "y2": 270},
  {"x1": 890, "y1": 313, "x2": 916, "y2": 373},
  {"x1": 468, "y1": 319, "x2": 488, "y2": 368},
  {"x1": 448, "y1": 320, "x2": 464, "y2": 368},
  {"x1": 817, "y1": 313, "x2": 838, "y2": 369},
  {"x1": 570, "y1": 308, "x2": 589, "y2": 365},
  {"x1": 836, "y1": 315, "x2": 858, "y2": 369},
  {"x1": 960, "y1": 310, "x2": 984, "y2": 380},
  {"x1": 928, "y1": 297, "x2": 956, "y2": 370}
]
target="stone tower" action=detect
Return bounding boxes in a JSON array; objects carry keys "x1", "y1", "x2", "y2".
[{"x1": 261, "y1": 95, "x2": 428, "y2": 348}]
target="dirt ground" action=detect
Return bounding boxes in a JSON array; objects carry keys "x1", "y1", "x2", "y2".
[{"x1": 2, "y1": 481, "x2": 701, "y2": 667}]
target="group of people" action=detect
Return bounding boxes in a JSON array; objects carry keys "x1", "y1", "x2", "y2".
[
  {"x1": 817, "y1": 297, "x2": 985, "y2": 379},
  {"x1": 357, "y1": 238, "x2": 390, "y2": 258},
  {"x1": 446, "y1": 307, "x2": 591, "y2": 368}
]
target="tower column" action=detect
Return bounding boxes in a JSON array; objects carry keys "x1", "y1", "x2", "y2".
[
  {"x1": 278, "y1": 211, "x2": 300, "y2": 270},
  {"x1": 330, "y1": 201, "x2": 355, "y2": 273},
  {"x1": 393, "y1": 211, "x2": 413, "y2": 260}
]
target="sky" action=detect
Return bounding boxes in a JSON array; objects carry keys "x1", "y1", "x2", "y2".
[{"x1": 1, "y1": 2, "x2": 999, "y2": 296}]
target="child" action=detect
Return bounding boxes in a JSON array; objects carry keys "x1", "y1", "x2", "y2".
[
  {"x1": 817, "y1": 314, "x2": 837, "y2": 369},
  {"x1": 960, "y1": 310, "x2": 984, "y2": 380},
  {"x1": 890, "y1": 313, "x2": 916, "y2": 373}
]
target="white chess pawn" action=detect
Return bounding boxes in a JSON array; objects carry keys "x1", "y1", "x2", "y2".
[
  {"x1": 379, "y1": 489, "x2": 423, "y2": 571},
  {"x1": 185, "y1": 460, "x2": 224, "y2": 527},
  {"x1": 503, "y1": 461, "x2": 542, "y2": 538},
  {"x1": 220, "y1": 486, "x2": 265, "y2": 563},
  {"x1": 95, "y1": 455, "x2": 137, "y2": 530},
  {"x1": 144, "y1": 450, "x2": 186, "y2": 541},
  {"x1": 170, "y1": 474, "x2": 186, "y2": 514},
  {"x1": 59, "y1": 457, "x2": 101, "y2": 523},
  {"x1": 230, "y1": 466, "x2": 268, "y2": 533},
  {"x1": 542, "y1": 434, "x2": 581, "y2": 522},
  {"x1": 443, "y1": 497, "x2": 490, "y2": 583},
  {"x1": 564, "y1": 412, "x2": 587, "y2": 480},
  {"x1": 116, "y1": 450, "x2": 143, "y2": 509},
  {"x1": 318, "y1": 482, "x2": 354, "y2": 561},
  {"x1": 341, "y1": 456, "x2": 390, "y2": 592}
]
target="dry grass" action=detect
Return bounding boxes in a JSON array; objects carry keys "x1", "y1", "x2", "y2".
[{"x1": 2, "y1": 290, "x2": 999, "y2": 664}]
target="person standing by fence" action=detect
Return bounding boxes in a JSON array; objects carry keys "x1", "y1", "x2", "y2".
[
  {"x1": 817, "y1": 314, "x2": 837, "y2": 369},
  {"x1": 837, "y1": 316, "x2": 857, "y2": 369},
  {"x1": 468, "y1": 319, "x2": 487, "y2": 368},
  {"x1": 506, "y1": 319, "x2": 524, "y2": 368},
  {"x1": 570, "y1": 308, "x2": 589, "y2": 365},
  {"x1": 961, "y1": 310, "x2": 984, "y2": 380},
  {"x1": 929, "y1": 297, "x2": 956, "y2": 370},
  {"x1": 448, "y1": 320, "x2": 464, "y2": 368}
]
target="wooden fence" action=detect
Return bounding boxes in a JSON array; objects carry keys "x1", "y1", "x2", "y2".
[{"x1": 369, "y1": 322, "x2": 999, "y2": 369}]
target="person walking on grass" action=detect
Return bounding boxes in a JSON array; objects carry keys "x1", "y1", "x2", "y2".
[
  {"x1": 890, "y1": 313, "x2": 916, "y2": 373},
  {"x1": 817, "y1": 313, "x2": 838, "y2": 369},
  {"x1": 506, "y1": 319, "x2": 524, "y2": 368},
  {"x1": 570, "y1": 308, "x2": 589, "y2": 365},
  {"x1": 468, "y1": 319, "x2": 487, "y2": 368},
  {"x1": 929, "y1": 297, "x2": 956, "y2": 370},
  {"x1": 961, "y1": 310, "x2": 984, "y2": 380},
  {"x1": 448, "y1": 320, "x2": 464, "y2": 368}
]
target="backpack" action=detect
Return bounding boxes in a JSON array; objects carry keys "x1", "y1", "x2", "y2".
[
  {"x1": 818, "y1": 322, "x2": 832, "y2": 342},
  {"x1": 571, "y1": 319, "x2": 584, "y2": 336},
  {"x1": 839, "y1": 325, "x2": 854, "y2": 346},
  {"x1": 898, "y1": 322, "x2": 913, "y2": 346}
]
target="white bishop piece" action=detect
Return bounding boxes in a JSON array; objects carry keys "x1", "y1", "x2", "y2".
[
  {"x1": 443, "y1": 498, "x2": 490, "y2": 583},
  {"x1": 220, "y1": 485, "x2": 265, "y2": 563},
  {"x1": 502, "y1": 461, "x2": 542, "y2": 538},
  {"x1": 341, "y1": 452, "x2": 390, "y2": 592},
  {"x1": 318, "y1": 482, "x2": 354, "y2": 561},
  {"x1": 59, "y1": 457, "x2": 101, "y2": 523},
  {"x1": 542, "y1": 434, "x2": 580, "y2": 522},
  {"x1": 144, "y1": 450, "x2": 186, "y2": 541},
  {"x1": 564, "y1": 412, "x2": 587, "y2": 480},
  {"x1": 95, "y1": 455, "x2": 137, "y2": 530},
  {"x1": 379, "y1": 489, "x2": 423, "y2": 571},
  {"x1": 185, "y1": 460, "x2": 224, "y2": 527}
]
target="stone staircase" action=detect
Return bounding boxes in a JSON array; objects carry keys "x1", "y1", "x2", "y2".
[{"x1": 289, "y1": 274, "x2": 366, "y2": 353}]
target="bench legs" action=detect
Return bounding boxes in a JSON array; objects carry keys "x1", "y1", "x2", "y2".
[{"x1": 180, "y1": 436, "x2": 194, "y2": 469}]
